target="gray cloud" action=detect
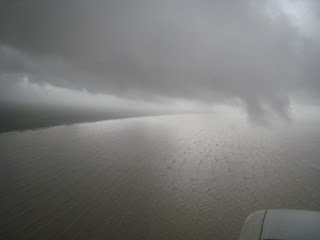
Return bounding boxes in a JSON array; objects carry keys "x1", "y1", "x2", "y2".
[{"x1": 0, "y1": 0, "x2": 319, "y2": 121}]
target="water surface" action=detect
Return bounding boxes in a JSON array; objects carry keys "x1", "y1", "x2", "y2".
[{"x1": 1, "y1": 114, "x2": 320, "y2": 239}]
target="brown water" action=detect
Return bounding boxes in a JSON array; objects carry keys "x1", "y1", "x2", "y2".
[{"x1": 0, "y1": 114, "x2": 320, "y2": 240}]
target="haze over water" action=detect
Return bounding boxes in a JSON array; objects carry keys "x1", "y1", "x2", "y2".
[{"x1": 1, "y1": 114, "x2": 319, "y2": 240}]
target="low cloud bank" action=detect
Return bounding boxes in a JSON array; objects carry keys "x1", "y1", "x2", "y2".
[{"x1": 0, "y1": 0, "x2": 319, "y2": 122}]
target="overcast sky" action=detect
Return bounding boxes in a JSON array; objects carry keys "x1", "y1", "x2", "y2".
[{"x1": 0, "y1": 0, "x2": 319, "y2": 121}]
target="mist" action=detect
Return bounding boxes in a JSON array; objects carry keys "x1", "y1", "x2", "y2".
[{"x1": 1, "y1": 2, "x2": 320, "y2": 239}]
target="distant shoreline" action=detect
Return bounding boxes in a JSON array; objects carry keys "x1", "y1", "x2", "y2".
[
  {"x1": 0, "y1": 100, "x2": 160, "y2": 134},
  {"x1": 0, "y1": 101, "x2": 219, "y2": 134}
]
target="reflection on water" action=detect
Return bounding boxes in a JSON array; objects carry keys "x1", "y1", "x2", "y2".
[{"x1": 0, "y1": 114, "x2": 320, "y2": 240}]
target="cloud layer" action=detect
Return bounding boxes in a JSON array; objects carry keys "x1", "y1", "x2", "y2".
[{"x1": 0, "y1": 0, "x2": 319, "y2": 121}]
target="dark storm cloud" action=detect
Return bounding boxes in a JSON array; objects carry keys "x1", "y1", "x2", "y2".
[{"x1": 0, "y1": 0, "x2": 319, "y2": 120}]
